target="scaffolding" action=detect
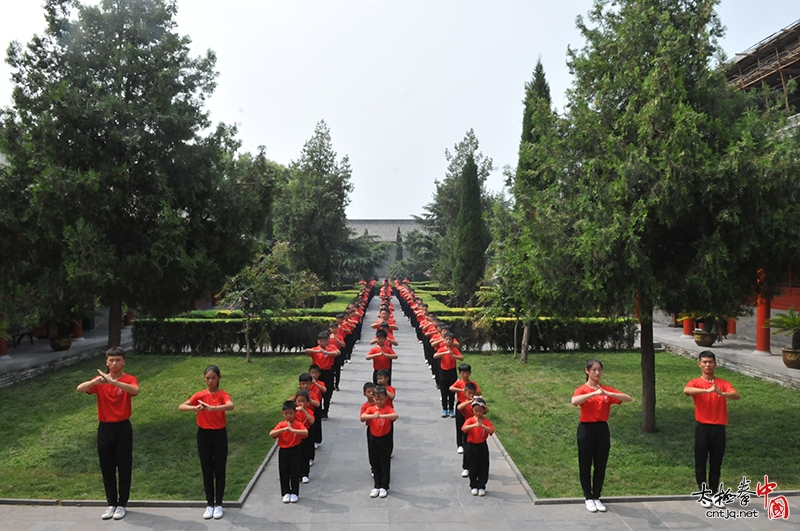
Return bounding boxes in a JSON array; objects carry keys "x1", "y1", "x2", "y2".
[{"x1": 726, "y1": 18, "x2": 800, "y2": 113}]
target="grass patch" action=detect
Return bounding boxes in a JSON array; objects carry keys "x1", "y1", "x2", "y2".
[
  {"x1": 0, "y1": 353, "x2": 308, "y2": 500},
  {"x1": 467, "y1": 350, "x2": 800, "y2": 498}
]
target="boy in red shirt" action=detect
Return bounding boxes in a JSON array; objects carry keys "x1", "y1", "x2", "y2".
[
  {"x1": 305, "y1": 332, "x2": 339, "y2": 419},
  {"x1": 293, "y1": 390, "x2": 315, "y2": 484},
  {"x1": 269, "y1": 400, "x2": 308, "y2": 503},
  {"x1": 77, "y1": 347, "x2": 139, "y2": 521},
  {"x1": 434, "y1": 333, "x2": 463, "y2": 417},
  {"x1": 375, "y1": 369, "x2": 396, "y2": 455},
  {"x1": 360, "y1": 385, "x2": 398, "y2": 498},
  {"x1": 456, "y1": 382, "x2": 478, "y2": 477},
  {"x1": 366, "y1": 329, "x2": 397, "y2": 385},
  {"x1": 461, "y1": 397, "x2": 494, "y2": 496},
  {"x1": 361, "y1": 382, "x2": 376, "y2": 477},
  {"x1": 683, "y1": 351, "x2": 740, "y2": 508},
  {"x1": 450, "y1": 363, "x2": 482, "y2": 454}
]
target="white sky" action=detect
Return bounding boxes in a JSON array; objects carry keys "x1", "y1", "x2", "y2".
[{"x1": 1, "y1": 1, "x2": 798, "y2": 219}]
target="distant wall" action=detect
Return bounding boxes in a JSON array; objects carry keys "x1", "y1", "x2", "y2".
[{"x1": 346, "y1": 219, "x2": 423, "y2": 277}]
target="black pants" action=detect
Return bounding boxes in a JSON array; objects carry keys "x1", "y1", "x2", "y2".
[
  {"x1": 439, "y1": 368, "x2": 457, "y2": 411},
  {"x1": 577, "y1": 421, "x2": 610, "y2": 500},
  {"x1": 197, "y1": 427, "x2": 227, "y2": 506},
  {"x1": 695, "y1": 422, "x2": 726, "y2": 493},
  {"x1": 369, "y1": 432, "x2": 392, "y2": 490},
  {"x1": 467, "y1": 441, "x2": 490, "y2": 490},
  {"x1": 333, "y1": 356, "x2": 344, "y2": 389},
  {"x1": 312, "y1": 410, "x2": 322, "y2": 446},
  {"x1": 319, "y1": 369, "x2": 334, "y2": 417},
  {"x1": 278, "y1": 445, "x2": 302, "y2": 496},
  {"x1": 299, "y1": 436, "x2": 312, "y2": 478},
  {"x1": 455, "y1": 409, "x2": 467, "y2": 448},
  {"x1": 97, "y1": 420, "x2": 133, "y2": 507}
]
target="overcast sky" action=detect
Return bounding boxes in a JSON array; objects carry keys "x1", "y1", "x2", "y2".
[{"x1": 1, "y1": 1, "x2": 798, "y2": 219}]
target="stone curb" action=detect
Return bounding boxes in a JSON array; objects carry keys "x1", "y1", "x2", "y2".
[
  {"x1": 490, "y1": 432, "x2": 537, "y2": 503},
  {"x1": 535, "y1": 490, "x2": 800, "y2": 505}
]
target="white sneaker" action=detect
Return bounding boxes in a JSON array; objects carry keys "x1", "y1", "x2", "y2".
[
  {"x1": 370, "y1": 488, "x2": 380, "y2": 498},
  {"x1": 101, "y1": 506, "x2": 116, "y2": 520},
  {"x1": 471, "y1": 488, "x2": 478, "y2": 496},
  {"x1": 713, "y1": 498, "x2": 725, "y2": 509},
  {"x1": 203, "y1": 506, "x2": 213, "y2": 519},
  {"x1": 457, "y1": 446, "x2": 464, "y2": 454},
  {"x1": 309, "y1": 459, "x2": 314, "y2": 466},
  {"x1": 113, "y1": 506, "x2": 126, "y2": 520},
  {"x1": 302, "y1": 476, "x2": 309, "y2": 484},
  {"x1": 594, "y1": 499, "x2": 606, "y2": 512},
  {"x1": 213, "y1": 506, "x2": 223, "y2": 519},
  {"x1": 290, "y1": 494, "x2": 298, "y2": 503},
  {"x1": 378, "y1": 488, "x2": 388, "y2": 498},
  {"x1": 585, "y1": 499, "x2": 598, "y2": 513},
  {"x1": 700, "y1": 499, "x2": 712, "y2": 509},
  {"x1": 314, "y1": 443, "x2": 320, "y2": 449},
  {"x1": 282, "y1": 494, "x2": 292, "y2": 503},
  {"x1": 478, "y1": 489, "x2": 486, "y2": 497},
  {"x1": 461, "y1": 469, "x2": 469, "y2": 477}
]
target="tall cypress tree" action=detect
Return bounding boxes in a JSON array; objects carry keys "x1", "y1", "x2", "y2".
[
  {"x1": 452, "y1": 154, "x2": 488, "y2": 306},
  {"x1": 395, "y1": 228, "x2": 404, "y2": 262}
]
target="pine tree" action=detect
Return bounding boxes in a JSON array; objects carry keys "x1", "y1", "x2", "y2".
[
  {"x1": 452, "y1": 154, "x2": 488, "y2": 306},
  {"x1": 395, "y1": 228, "x2": 404, "y2": 262}
]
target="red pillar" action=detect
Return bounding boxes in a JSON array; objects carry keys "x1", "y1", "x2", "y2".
[
  {"x1": 727, "y1": 318, "x2": 737, "y2": 336},
  {"x1": 123, "y1": 311, "x2": 134, "y2": 327},
  {"x1": 0, "y1": 338, "x2": 8, "y2": 357},
  {"x1": 682, "y1": 318, "x2": 696, "y2": 337},
  {"x1": 72, "y1": 320, "x2": 84, "y2": 339},
  {"x1": 755, "y1": 296, "x2": 772, "y2": 355}
]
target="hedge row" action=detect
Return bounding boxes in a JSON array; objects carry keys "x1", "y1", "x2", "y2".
[
  {"x1": 438, "y1": 316, "x2": 638, "y2": 352},
  {"x1": 132, "y1": 317, "x2": 333, "y2": 354}
]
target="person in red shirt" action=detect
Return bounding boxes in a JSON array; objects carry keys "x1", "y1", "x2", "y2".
[
  {"x1": 461, "y1": 397, "x2": 494, "y2": 496},
  {"x1": 375, "y1": 370, "x2": 396, "y2": 455},
  {"x1": 683, "y1": 351, "x2": 740, "y2": 508},
  {"x1": 450, "y1": 363, "x2": 482, "y2": 454},
  {"x1": 307, "y1": 366, "x2": 326, "y2": 451},
  {"x1": 366, "y1": 330, "x2": 398, "y2": 384},
  {"x1": 571, "y1": 358, "x2": 632, "y2": 513},
  {"x1": 456, "y1": 382, "x2": 478, "y2": 477},
  {"x1": 434, "y1": 333, "x2": 463, "y2": 417},
  {"x1": 360, "y1": 386, "x2": 398, "y2": 498},
  {"x1": 361, "y1": 382, "x2": 377, "y2": 477},
  {"x1": 269, "y1": 401, "x2": 309, "y2": 503},
  {"x1": 292, "y1": 390, "x2": 315, "y2": 484},
  {"x1": 76, "y1": 347, "x2": 140, "y2": 521},
  {"x1": 305, "y1": 332, "x2": 340, "y2": 419},
  {"x1": 178, "y1": 365, "x2": 234, "y2": 520}
]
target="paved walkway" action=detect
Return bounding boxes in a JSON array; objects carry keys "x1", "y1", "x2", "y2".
[{"x1": 1, "y1": 300, "x2": 799, "y2": 530}]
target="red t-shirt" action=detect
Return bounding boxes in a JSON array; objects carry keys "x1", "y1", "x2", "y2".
[
  {"x1": 363, "y1": 405, "x2": 395, "y2": 437},
  {"x1": 463, "y1": 417, "x2": 494, "y2": 444},
  {"x1": 573, "y1": 384, "x2": 622, "y2": 423},
  {"x1": 460, "y1": 402, "x2": 474, "y2": 420},
  {"x1": 188, "y1": 389, "x2": 231, "y2": 430},
  {"x1": 360, "y1": 401, "x2": 375, "y2": 417},
  {"x1": 87, "y1": 374, "x2": 138, "y2": 422},
  {"x1": 367, "y1": 345, "x2": 394, "y2": 370},
  {"x1": 273, "y1": 420, "x2": 307, "y2": 448},
  {"x1": 686, "y1": 377, "x2": 735, "y2": 425},
  {"x1": 451, "y1": 379, "x2": 482, "y2": 403},
  {"x1": 308, "y1": 345, "x2": 338, "y2": 370},
  {"x1": 295, "y1": 406, "x2": 315, "y2": 429},
  {"x1": 436, "y1": 345, "x2": 461, "y2": 371},
  {"x1": 384, "y1": 384, "x2": 396, "y2": 409},
  {"x1": 309, "y1": 384, "x2": 324, "y2": 410}
]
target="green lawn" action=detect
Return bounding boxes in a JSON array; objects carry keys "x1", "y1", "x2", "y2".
[
  {"x1": 0, "y1": 354, "x2": 307, "y2": 500},
  {"x1": 467, "y1": 350, "x2": 800, "y2": 498}
]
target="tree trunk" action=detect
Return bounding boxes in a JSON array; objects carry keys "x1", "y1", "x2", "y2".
[
  {"x1": 108, "y1": 294, "x2": 123, "y2": 348},
  {"x1": 245, "y1": 314, "x2": 252, "y2": 363},
  {"x1": 520, "y1": 317, "x2": 532, "y2": 363},
  {"x1": 513, "y1": 317, "x2": 519, "y2": 359},
  {"x1": 640, "y1": 299, "x2": 657, "y2": 433}
]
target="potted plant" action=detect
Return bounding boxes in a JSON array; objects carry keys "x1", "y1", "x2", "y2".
[{"x1": 765, "y1": 306, "x2": 800, "y2": 369}]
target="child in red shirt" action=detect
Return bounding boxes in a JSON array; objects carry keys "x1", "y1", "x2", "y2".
[
  {"x1": 178, "y1": 365, "x2": 234, "y2": 520},
  {"x1": 293, "y1": 390, "x2": 315, "y2": 484},
  {"x1": 571, "y1": 358, "x2": 632, "y2": 513},
  {"x1": 461, "y1": 397, "x2": 494, "y2": 496},
  {"x1": 307, "y1": 366, "x2": 326, "y2": 450},
  {"x1": 269, "y1": 401, "x2": 308, "y2": 503},
  {"x1": 305, "y1": 332, "x2": 340, "y2": 419},
  {"x1": 375, "y1": 370, "x2": 395, "y2": 455},
  {"x1": 360, "y1": 385, "x2": 398, "y2": 498},
  {"x1": 361, "y1": 382, "x2": 376, "y2": 477},
  {"x1": 683, "y1": 351, "x2": 740, "y2": 508},
  {"x1": 456, "y1": 382, "x2": 478, "y2": 477},
  {"x1": 366, "y1": 330, "x2": 398, "y2": 385},
  {"x1": 450, "y1": 363, "x2": 482, "y2": 454},
  {"x1": 434, "y1": 333, "x2": 463, "y2": 417}
]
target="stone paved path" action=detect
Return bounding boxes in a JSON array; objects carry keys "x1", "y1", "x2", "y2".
[{"x1": 1, "y1": 295, "x2": 798, "y2": 530}]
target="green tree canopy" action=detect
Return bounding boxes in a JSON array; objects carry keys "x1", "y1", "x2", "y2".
[
  {"x1": 452, "y1": 154, "x2": 488, "y2": 306},
  {"x1": 0, "y1": 0, "x2": 274, "y2": 346}
]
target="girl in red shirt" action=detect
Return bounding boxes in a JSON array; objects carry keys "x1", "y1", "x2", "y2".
[
  {"x1": 571, "y1": 359, "x2": 632, "y2": 514},
  {"x1": 179, "y1": 365, "x2": 234, "y2": 520}
]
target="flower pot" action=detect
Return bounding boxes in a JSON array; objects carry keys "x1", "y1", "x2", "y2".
[
  {"x1": 49, "y1": 334, "x2": 73, "y2": 352},
  {"x1": 693, "y1": 331, "x2": 716, "y2": 348},
  {"x1": 782, "y1": 348, "x2": 800, "y2": 370}
]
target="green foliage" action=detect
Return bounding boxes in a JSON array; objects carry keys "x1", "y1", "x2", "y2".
[
  {"x1": 452, "y1": 154, "x2": 488, "y2": 306},
  {"x1": 0, "y1": 355, "x2": 306, "y2": 500},
  {"x1": 334, "y1": 231, "x2": 390, "y2": 284},
  {"x1": 766, "y1": 306, "x2": 800, "y2": 350},
  {"x1": 0, "y1": 0, "x2": 276, "y2": 346},
  {"x1": 395, "y1": 227, "x2": 404, "y2": 262},
  {"x1": 388, "y1": 229, "x2": 436, "y2": 281},
  {"x1": 273, "y1": 120, "x2": 353, "y2": 285}
]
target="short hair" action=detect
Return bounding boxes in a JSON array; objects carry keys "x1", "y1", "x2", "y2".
[
  {"x1": 458, "y1": 363, "x2": 471, "y2": 373},
  {"x1": 375, "y1": 329, "x2": 388, "y2": 339},
  {"x1": 295, "y1": 389, "x2": 310, "y2": 400},
  {"x1": 363, "y1": 381, "x2": 376, "y2": 392},
  {"x1": 376, "y1": 369, "x2": 390, "y2": 379},
  {"x1": 464, "y1": 382, "x2": 477, "y2": 392},
  {"x1": 299, "y1": 373, "x2": 313, "y2": 383},
  {"x1": 317, "y1": 331, "x2": 330, "y2": 340},
  {"x1": 374, "y1": 385, "x2": 387, "y2": 397},
  {"x1": 444, "y1": 333, "x2": 456, "y2": 340},
  {"x1": 282, "y1": 400, "x2": 296, "y2": 411},
  {"x1": 106, "y1": 346, "x2": 126, "y2": 358},
  {"x1": 204, "y1": 365, "x2": 221, "y2": 377},
  {"x1": 698, "y1": 350, "x2": 716, "y2": 361},
  {"x1": 336, "y1": 313, "x2": 345, "y2": 319},
  {"x1": 308, "y1": 364, "x2": 321, "y2": 372}
]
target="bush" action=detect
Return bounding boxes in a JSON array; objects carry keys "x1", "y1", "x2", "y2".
[
  {"x1": 438, "y1": 316, "x2": 638, "y2": 352},
  {"x1": 133, "y1": 316, "x2": 334, "y2": 354}
]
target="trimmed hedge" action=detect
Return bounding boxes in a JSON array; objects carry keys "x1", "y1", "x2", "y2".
[
  {"x1": 132, "y1": 316, "x2": 333, "y2": 354},
  {"x1": 438, "y1": 316, "x2": 638, "y2": 352}
]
